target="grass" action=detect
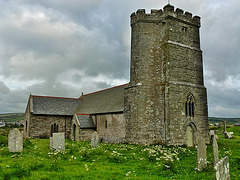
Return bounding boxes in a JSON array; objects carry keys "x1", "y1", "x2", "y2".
[{"x1": 0, "y1": 126, "x2": 239, "y2": 179}]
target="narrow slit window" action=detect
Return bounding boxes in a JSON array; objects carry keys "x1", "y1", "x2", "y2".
[
  {"x1": 192, "y1": 102, "x2": 194, "y2": 117},
  {"x1": 105, "y1": 120, "x2": 107, "y2": 129}
]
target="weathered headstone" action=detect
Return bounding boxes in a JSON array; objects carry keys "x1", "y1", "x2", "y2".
[
  {"x1": 52, "y1": 133, "x2": 65, "y2": 151},
  {"x1": 210, "y1": 130, "x2": 215, "y2": 136},
  {"x1": 224, "y1": 132, "x2": 232, "y2": 139},
  {"x1": 196, "y1": 137, "x2": 207, "y2": 171},
  {"x1": 8, "y1": 128, "x2": 23, "y2": 152},
  {"x1": 91, "y1": 131, "x2": 99, "y2": 147},
  {"x1": 49, "y1": 137, "x2": 53, "y2": 149},
  {"x1": 212, "y1": 135, "x2": 219, "y2": 165},
  {"x1": 215, "y1": 156, "x2": 230, "y2": 180}
]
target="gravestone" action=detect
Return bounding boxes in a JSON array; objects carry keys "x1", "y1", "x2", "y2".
[
  {"x1": 91, "y1": 131, "x2": 99, "y2": 147},
  {"x1": 49, "y1": 137, "x2": 53, "y2": 149},
  {"x1": 215, "y1": 156, "x2": 230, "y2": 180},
  {"x1": 224, "y1": 132, "x2": 232, "y2": 139},
  {"x1": 52, "y1": 133, "x2": 65, "y2": 151},
  {"x1": 196, "y1": 137, "x2": 207, "y2": 171},
  {"x1": 210, "y1": 130, "x2": 215, "y2": 136},
  {"x1": 212, "y1": 135, "x2": 219, "y2": 165},
  {"x1": 8, "y1": 128, "x2": 23, "y2": 152}
]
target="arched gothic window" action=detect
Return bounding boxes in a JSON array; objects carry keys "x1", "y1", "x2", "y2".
[
  {"x1": 51, "y1": 123, "x2": 59, "y2": 136},
  {"x1": 185, "y1": 94, "x2": 194, "y2": 117}
]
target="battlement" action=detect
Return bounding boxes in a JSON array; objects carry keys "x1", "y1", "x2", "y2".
[{"x1": 131, "y1": 4, "x2": 200, "y2": 27}]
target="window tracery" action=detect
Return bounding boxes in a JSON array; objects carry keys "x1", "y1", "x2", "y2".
[{"x1": 185, "y1": 94, "x2": 194, "y2": 117}]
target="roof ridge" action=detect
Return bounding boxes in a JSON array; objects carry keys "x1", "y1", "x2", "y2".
[
  {"x1": 82, "y1": 83, "x2": 128, "y2": 97},
  {"x1": 32, "y1": 95, "x2": 80, "y2": 100},
  {"x1": 76, "y1": 113, "x2": 90, "y2": 115}
]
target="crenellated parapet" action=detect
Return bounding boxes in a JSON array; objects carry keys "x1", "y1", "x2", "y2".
[{"x1": 131, "y1": 4, "x2": 200, "y2": 27}]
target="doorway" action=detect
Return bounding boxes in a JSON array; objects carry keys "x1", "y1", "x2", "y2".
[{"x1": 186, "y1": 125, "x2": 194, "y2": 147}]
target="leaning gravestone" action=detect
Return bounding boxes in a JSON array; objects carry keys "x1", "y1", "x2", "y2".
[
  {"x1": 212, "y1": 135, "x2": 219, "y2": 165},
  {"x1": 224, "y1": 132, "x2": 232, "y2": 139},
  {"x1": 196, "y1": 137, "x2": 207, "y2": 171},
  {"x1": 215, "y1": 156, "x2": 230, "y2": 180},
  {"x1": 91, "y1": 131, "x2": 99, "y2": 147},
  {"x1": 8, "y1": 128, "x2": 23, "y2": 152},
  {"x1": 52, "y1": 133, "x2": 65, "y2": 151}
]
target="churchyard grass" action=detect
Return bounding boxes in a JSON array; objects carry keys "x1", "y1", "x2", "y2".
[{"x1": 0, "y1": 126, "x2": 239, "y2": 179}]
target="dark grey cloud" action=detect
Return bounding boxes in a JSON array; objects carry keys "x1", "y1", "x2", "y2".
[{"x1": 0, "y1": 0, "x2": 240, "y2": 117}]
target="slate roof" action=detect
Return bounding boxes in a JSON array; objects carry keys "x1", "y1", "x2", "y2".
[
  {"x1": 75, "y1": 114, "x2": 96, "y2": 129},
  {"x1": 32, "y1": 95, "x2": 81, "y2": 116},
  {"x1": 75, "y1": 84, "x2": 127, "y2": 114}
]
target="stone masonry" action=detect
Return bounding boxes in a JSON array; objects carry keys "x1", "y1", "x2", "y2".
[
  {"x1": 215, "y1": 156, "x2": 230, "y2": 180},
  {"x1": 8, "y1": 128, "x2": 23, "y2": 152},
  {"x1": 124, "y1": 4, "x2": 209, "y2": 145},
  {"x1": 196, "y1": 137, "x2": 207, "y2": 171}
]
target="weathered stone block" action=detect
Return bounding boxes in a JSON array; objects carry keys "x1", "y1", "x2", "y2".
[
  {"x1": 215, "y1": 156, "x2": 230, "y2": 180},
  {"x1": 52, "y1": 133, "x2": 65, "y2": 151},
  {"x1": 8, "y1": 128, "x2": 23, "y2": 152},
  {"x1": 212, "y1": 135, "x2": 219, "y2": 165},
  {"x1": 196, "y1": 137, "x2": 207, "y2": 171},
  {"x1": 91, "y1": 131, "x2": 99, "y2": 147}
]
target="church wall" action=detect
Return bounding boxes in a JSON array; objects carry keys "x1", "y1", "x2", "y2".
[
  {"x1": 23, "y1": 100, "x2": 31, "y2": 138},
  {"x1": 71, "y1": 116, "x2": 95, "y2": 141},
  {"x1": 165, "y1": 84, "x2": 209, "y2": 146},
  {"x1": 95, "y1": 113, "x2": 126, "y2": 143},
  {"x1": 27, "y1": 115, "x2": 72, "y2": 139}
]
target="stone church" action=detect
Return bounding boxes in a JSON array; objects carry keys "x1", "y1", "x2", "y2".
[{"x1": 24, "y1": 4, "x2": 209, "y2": 146}]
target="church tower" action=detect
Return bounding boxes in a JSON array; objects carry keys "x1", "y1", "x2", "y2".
[{"x1": 124, "y1": 4, "x2": 209, "y2": 145}]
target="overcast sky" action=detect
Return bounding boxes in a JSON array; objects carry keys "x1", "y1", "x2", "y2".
[{"x1": 0, "y1": 0, "x2": 240, "y2": 118}]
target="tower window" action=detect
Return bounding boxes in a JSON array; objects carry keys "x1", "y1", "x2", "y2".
[
  {"x1": 185, "y1": 94, "x2": 194, "y2": 117},
  {"x1": 105, "y1": 120, "x2": 107, "y2": 129}
]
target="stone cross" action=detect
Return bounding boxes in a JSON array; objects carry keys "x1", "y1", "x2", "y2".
[
  {"x1": 222, "y1": 119, "x2": 227, "y2": 134},
  {"x1": 196, "y1": 137, "x2": 207, "y2": 171},
  {"x1": 91, "y1": 131, "x2": 99, "y2": 147},
  {"x1": 214, "y1": 156, "x2": 230, "y2": 180},
  {"x1": 52, "y1": 133, "x2": 65, "y2": 151},
  {"x1": 8, "y1": 128, "x2": 23, "y2": 152},
  {"x1": 221, "y1": 119, "x2": 232, "y2": 138},
  {"x1": 212, "y1": 135, "x2": 219, "y2": 165}
]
